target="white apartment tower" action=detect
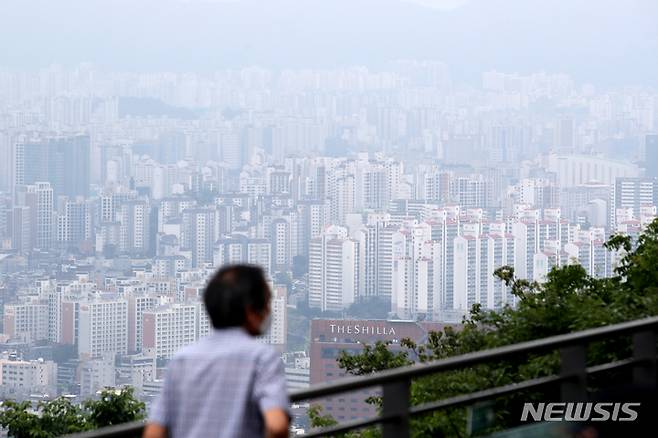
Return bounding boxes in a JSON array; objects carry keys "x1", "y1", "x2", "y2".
[
  {"x1": 117, "y1": 200, "x2": 150, "y2": 255},
  {"x1": 482, "y1": 224, "x2": 516, "y2": 309},
  {"x1": 3, "y1": 300, "x2": 49, "y2": 343},
  {"x1": 392, "y1": 238, "x2": 443, "y2": 320},
  {"x1": 32, "y1": 182, "x2": 54, "y2": 250},
  {"x1": 262, "y1": 285, "x2": 287, "y2": 349},
  {"x1": 215, "y1": 235, "x2": 272, "y2": 278},
  {"x1": 512, "y1": 219, "x2": 539, "y2": 281},
  {"x1": 298, "y1": 200, "x2": 331, "y2": 256},
  {"x1": 308, "y1": 225, "x2": 360, "y2": 311},
  {"x1": 453, "y1": 222, "x2": 515, "y2": 312},
  {"x1": 271, "y1": 218, "x2": 291, "y2": 271},
  {"x1": 78, "y1": 297, "x2": 129, "y2": 359},
  {"x1": 182, "y1": 208, "x2": 216, "y2": 268},
  {"x1": 427, "y1": 211, "x2": 460, "y2": 309},
  {"x1": 127, "y1": 294, "x2": 159, "y2": 354},
  {"x1": 142, "y1": 303, "x2": 197, "y2": 359}
]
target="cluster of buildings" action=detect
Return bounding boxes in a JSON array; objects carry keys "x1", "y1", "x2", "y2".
[
  {"x1": 0, "y1": 270, "x2": 288, "y2": 400},
  {"x1": 0, "y1": 64, "x2": 656, "y2": 408}
]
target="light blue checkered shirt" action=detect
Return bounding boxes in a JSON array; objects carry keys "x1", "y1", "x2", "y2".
[{"x1": 149, "y1": 327, "x2": 289, "y2": 438}]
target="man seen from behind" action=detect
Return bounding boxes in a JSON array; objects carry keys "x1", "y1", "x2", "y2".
[{"x1": 143, "y1": 264, "x2": 290, "y2": 438}]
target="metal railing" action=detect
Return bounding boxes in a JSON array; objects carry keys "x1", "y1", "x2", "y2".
[{"x1": 66, "y1": 316, "x2": 658, "y2": 438}]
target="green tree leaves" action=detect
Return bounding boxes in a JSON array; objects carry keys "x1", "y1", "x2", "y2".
[
  {"x1": 83, "y1": 387, "x2": 146, "y2": 429},
  {"x1": 0, "y1": 388, "x2": 145, "y2": 438}
]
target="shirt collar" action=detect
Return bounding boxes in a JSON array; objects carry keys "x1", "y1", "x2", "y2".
[{"x1": 211, "y1": 326, "x2": 251, "y2": 338}]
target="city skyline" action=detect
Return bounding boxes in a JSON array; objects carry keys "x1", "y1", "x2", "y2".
[{"x1": 1, "y1": 1, "x2": 657, "y2": 432}]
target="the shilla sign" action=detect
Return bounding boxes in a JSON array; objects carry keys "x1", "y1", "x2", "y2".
[{"x1": 329, "y1": 324, "x2": 397, "y2": 336}]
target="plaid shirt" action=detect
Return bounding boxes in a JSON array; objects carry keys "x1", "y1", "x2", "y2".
[{"x1": 149, "y1": 327, "x2": 289, "y2": 438}]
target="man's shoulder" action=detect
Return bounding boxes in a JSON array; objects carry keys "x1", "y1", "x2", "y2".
[
  {"x1": 170, "y1": 330, "x2": 276, "y2": 361},
  {"x1": 251, "y1": 339, "x2": 280, "y2": 360},
  {"x1": 230, "y1": 334, "x2": 279, "y2": 360}
]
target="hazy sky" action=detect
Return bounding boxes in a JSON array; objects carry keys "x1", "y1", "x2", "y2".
[{"x1": 3, "y1": 0, "x2": 657, "y2": 85}]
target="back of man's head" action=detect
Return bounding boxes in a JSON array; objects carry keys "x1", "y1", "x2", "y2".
[{"x1": 204, "y1": 264, "x2": 269, "y2": 329}]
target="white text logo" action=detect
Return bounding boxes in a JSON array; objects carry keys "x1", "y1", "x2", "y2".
[{"x1": 520, "y1": 402, "x2": 640, "y2": 422}]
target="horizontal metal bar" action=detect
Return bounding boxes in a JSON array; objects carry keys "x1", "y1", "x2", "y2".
[
  {"x1": 586, "y1": 357, "x2": 637, "y2": 375},
  {"x1": 65, "y1": 421, "x2": 144, "y2": 438},
  {"x1": 404, "y1": 358, "x2": 642, "y2": 416},
  {"x1": 301, "y1": 413, "x2": 396, "y2": 438},
  {"x1": 291, "y1": 316, "x2": 658, "y2": 402},
  {"x1": 410, "y1": 374, "x2": 564, "y2": 416},
  {"x1": 298, "y1": 356, "x2": 646, "y2": 436}
]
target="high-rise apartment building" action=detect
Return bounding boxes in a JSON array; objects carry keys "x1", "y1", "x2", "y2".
[
  {"x1": 127, "y1": 295, "x2": 159, "y2": 354},
  {"x1": 78, "y1": 297, "x2": 129, "y2": 359},
  {"x1": 644, "y1": 134, "x2": 658, "y2": 177},
  {"x1": 564, "y1": 227, "x2": 613, "y2": 279},
  {"x1": 219, "y1": 129, "x2": 243, "y2": 170},
  {"x1": 152, "y1": 255, "x2": 189, "y2": 278},
  {"x1": 611, "y1": 177, "x2": 658, "y2": 229},
  {"x1": 427, "y1": 211, "x2": 461, "y2": 309},
  {"x1": 117, "y1": 200, "x2": 150, "y2": 255},
  {"x1": 372, "y1": 223, "x2": 401, "y2": 300},
  {"x1": 270, "y1": 218, "x2": 291, "y2": 271},
  {"x1": 332, "y1": 172, "x2": 356, "y2": 224},
  {"x1": 519, "y1": 178, "x2": 559, "y2": 208},
  {"x1": 392, "y1": 238, "x2": 443, "y2": 320},
  {"x1": 512, "y1": 219, "x2": 539, "y2": 281},
  {"x1": 0, "y1": 131, "x2": 14, "y2": 192},
  {"x1": 142, "y1": 303, "x2": 197, "y2": 359},
  {"x1": 261, "y1": 285, "x2": 287, "y2": 350},
  {"x1": 3, "y1": 300, "x2": 49, "y2": 343},
  {"x1": 215, "y1": 235, "x2": 272, "y2": 276},
  {"x1": 308, "y1": 225, "x2": 360, "y2": 311},
  {"x1": 485, "y1": 222, "x2": 516, "y2": 306},
  {"x1": 297, "y1": 200, "x2": 330, "y2": 256},
  {"x1": 20, "y1": 182, "x2": 54, "y2": 251},
  {"x1": 16, "y1": 135, "x2": 90, "y2": 199},
  {"x1": 56, "y1": 198, "x2": 92, "y2": 249},
  {"x1": 181, "y1": 208, "x2": 216, "y2": 268},
  {"x1": 362, "y1": 164, "x2": 390, "y2": 210},
  {"x1": 452, "y1": 234, "x2": 478, "y2": 311},
  {"x1": 452, "y1": 175, "x2": 491, "y2": 208},
  {"x1": 452, "y1": 222, "x2": 515, "y2": 312},
  {"x1": 9, "y1": 206, "x2": 31, "y2": 254}
]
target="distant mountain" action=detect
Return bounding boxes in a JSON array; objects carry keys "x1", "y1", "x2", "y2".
[{"x1": 1, "y1": 0, "x2": 656, "y2": 86}]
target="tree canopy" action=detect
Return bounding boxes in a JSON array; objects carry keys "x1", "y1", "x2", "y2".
[
  {"x1": 312, "y1": 220, "x2": 658, "y2": 437},
  {"x1": 0, "y1": 387, "x2": 145, "y2": 438}
]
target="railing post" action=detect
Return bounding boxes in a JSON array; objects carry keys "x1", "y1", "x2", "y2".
[
  {"x1": 382, "y1": 378, "x2": 410, "y2": 438},
  {"x1": 560, "y1": 344, "x2": 587, "y2": 402},
  {"x1": 633, "y1": 329, "x2": 657, "y2": 391}
]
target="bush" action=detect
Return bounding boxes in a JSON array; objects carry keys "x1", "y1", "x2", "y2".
[{"x1": 0, "y1": 387, "x2": 145, "y2": 438}]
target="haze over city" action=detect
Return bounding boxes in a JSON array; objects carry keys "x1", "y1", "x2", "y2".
[
  {"x1": 2, "y1": 0, "x2": 657, "y2": 85},
  {"x1": 0, "y1": 1, "x2": 657, "y2": 436}
]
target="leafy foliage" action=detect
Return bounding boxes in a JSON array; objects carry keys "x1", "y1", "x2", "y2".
[
  {"x1": 310, "y1": 219, "x2": 658, "y2": 437},
  {"x1": 308, "y1": 405, "x2": 380, "y2": 438},
  {"x1": 83, "y1": 387, "x2": 146, "y2": 428},
  {"x1": 0, "y1": 387, "x2": 145, "y2": 438}
]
